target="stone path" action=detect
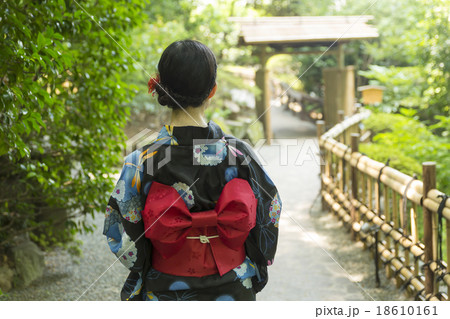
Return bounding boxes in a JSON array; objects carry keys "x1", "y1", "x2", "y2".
[
  {"x1": 256, "y1": 105, "x2": 368, "y2": 300},
  {"x1": 2, "y1": 104, "x2": 406, "y2": 301}
]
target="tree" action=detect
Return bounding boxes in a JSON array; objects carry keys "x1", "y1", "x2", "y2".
[
  {"x1": 248, "y1": 0, "x2": 336, "y2": 16},
  {"x1": 124, "y1": 0, "x2": 260, "y2": 138},
  {"x1": 341, "y1": 0, "x2": 449, "y2": 127},
  {"x1": 0, "y1": 0, "x2": 145, "y2": 250}
]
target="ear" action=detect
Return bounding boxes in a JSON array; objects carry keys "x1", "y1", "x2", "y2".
[{"x1": 208, "y1": 83, "x2": 217, "y2": 99}]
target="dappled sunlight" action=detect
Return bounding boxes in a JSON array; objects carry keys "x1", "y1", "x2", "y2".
[{"x1": 1, "y1": 0, "x2": 447, "y2": 304}]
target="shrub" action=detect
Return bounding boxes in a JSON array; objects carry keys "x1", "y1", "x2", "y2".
[
  {"x1": 361, "y1": 112, "x2": 449, "y2": 192},
  {"x1": 0, "y1": 0, "x2": 144, "y2": 250}
]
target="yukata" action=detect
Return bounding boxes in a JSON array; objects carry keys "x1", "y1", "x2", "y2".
[{"x1": 103, "y1": 121, "x2": 282, "y2": 301}]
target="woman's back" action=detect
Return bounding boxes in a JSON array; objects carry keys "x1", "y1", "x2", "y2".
[{"x1": 103, "y1": 40, "x2": 281, "y2": 301}]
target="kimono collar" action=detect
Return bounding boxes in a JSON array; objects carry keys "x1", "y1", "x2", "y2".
[{"x1": 155, "y1": 121, "x2": 225, "y2": 146}]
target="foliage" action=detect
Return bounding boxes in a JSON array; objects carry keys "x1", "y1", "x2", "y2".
[
  {"x1": 359, "y1": 65, "x2": 427, "y2": 113},
  {"x1": 268, "y1": 0, "x2": 449, "y2": 129},
  {"x1": 1, "y1": 0, "x2": 447, "y2": 256},
  {"x1": 0, "y1": 0, "x2": 144, "y2": 250},
  {"x1": 124, "y1": 0, "x2": 260, "y2": 138},
  {"x1": 293, "y1": 54, "x2": 337, "y2": 97},
  {"x1": 248, "y1": 0, "x2": 337, "y2": 97},
  {"x1": 344, "y1": 0, "x2": 449, "y2": 128},
  {"x1": 361, "y1": 112, "x2": 450, "y2": 192},
  {"x1": 267, "y1": 55, "x2": 304, "y2": 91},
  {"x1": 249, "y1": 0, "x2": 336, "y2": 16},
  {"x1": 339, "y1": 0, "x2": 427, "y2": 66}
]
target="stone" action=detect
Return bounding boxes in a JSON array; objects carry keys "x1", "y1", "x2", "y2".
[
  {"x1": 11, "y1": 241, "x2": 45, "y2": 287},
  {"x1": 0, "y1": 265, "x2": 15, "y2": 293}
]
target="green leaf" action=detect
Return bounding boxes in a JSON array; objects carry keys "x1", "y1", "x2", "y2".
[
  {"x1": 0, "y1": 0, "x2": 145, "y2": 253},
  {"x1": 10, "y1": 87, "x2": 25, "y2": 105},
  {"x1": 43, "y1": 48, "x2": 59, "y2": 60},
  {"x1": 26, "y1": 172, "x2": 37, "y2": 178},
  {"x1": 37, "y1": 32, "x2": 46, "y2": 50}
]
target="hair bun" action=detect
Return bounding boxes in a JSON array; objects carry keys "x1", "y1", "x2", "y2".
[
  {"x1": 155, "y1": 83, "x2": 207, "y2": 109},
  {"x1": 155, "y1": 84, "x2": 172, "y2": 107},
  {"x1": 155, "y1": 40, "x2": 217, "y2": 110}
]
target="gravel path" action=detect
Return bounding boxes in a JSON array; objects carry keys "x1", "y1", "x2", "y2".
[
  {"x1": 1, "y1": 212, "x2": 127, "y2": 301},
  {"x1": 257, "y1": 105, "x2": 410, "y2": 301},
  {"x1": 310, "y1": 204, "x2": 411, "y2": 301}
]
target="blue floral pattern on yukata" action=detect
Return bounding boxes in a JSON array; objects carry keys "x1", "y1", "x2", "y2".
[{"x1": 103, "y1": 121, "x2": 281, "y2": 301}]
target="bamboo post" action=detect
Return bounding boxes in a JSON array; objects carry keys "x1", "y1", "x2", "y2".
[
  {"x1": 338, "y1": 154, "x2": 344, "y2": 192},
  {"x1": 411, "y1": 203, "x2": 419, "y2": 277},
  {"x1": 338, "y1": 111, "x2": 346, "y2": 193},
  {"x1": 374, "y1": 173, "x2": 383, "y2": 284},
  {"x1": 392, "y1": 191, "x2": 401, "y2": 287},
  {"x1": 399, "y1": 198, "x2": 406, "y2": 234},
  {"x1": 400, "y1": 198, "x2": 411, "y2": 270},
  {"x1": 368, "y1": 177, "x2": 373, "y2": 211},
  {"x1": 317, "y1": 120, "x2": 326, "y2": 210},
  {"x1": 361, "y1": 173, "x2": 366, "y2": 210},
  {"x1": 384, "y1": 186, "x2": 393, "y2": 278},
  {"x1": 328, "y1": 152, "x2": 333, "y2": 183},
  {"x1": 383, "y1": 187, "x2": 390, "y2": 227},
  {"x1": 344, "y1": 155, "x2": 350, "y2": 193},
  {"x1": 411, "y1": 204, "x2": 418, "y2": 243},
  {"x1": 347, "y1": 123, "x2": 354, "y2": 143},
  {"x1": 423, "y1": 162, "x2": 436, "y2": 296},
  {"x1": 432, "y1": 201, "x2": 439, "y2": 295},
  {"x1": 447, "y1": 217, "x2": 450, "y2": 297},
  {"x1": 360, "y1": 173, "x2": 368, "y2": 250},
  {"x1": 350, "y1": 133, "x2": 359, "y2": 240},
  {"x1": 375, "y1": 178, "x2": 381, "y2": 216},
  {"x1": 337, "y1": 111, "x2": 345, "y2": 192},
  {"x1": 327, "y1": 145, "x2": 334, "y2": 184}
]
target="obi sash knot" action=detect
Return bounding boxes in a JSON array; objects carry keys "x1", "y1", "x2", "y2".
[{"x1": 142, "y1": 178, "x2": 257, "y2": 277}]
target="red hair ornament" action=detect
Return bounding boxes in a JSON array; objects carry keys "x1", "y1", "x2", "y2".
[{"x1": 148, "y1": 74, "x2": 160, "y2": 96}]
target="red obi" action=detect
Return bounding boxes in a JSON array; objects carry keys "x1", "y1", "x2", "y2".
[{"x1": 142, "y1": 178, "x2": 257, "y2": 277}]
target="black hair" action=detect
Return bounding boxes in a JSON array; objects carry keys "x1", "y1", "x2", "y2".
[{"x1": 155, "y1": 40, "x2": 217, "y2": 109}]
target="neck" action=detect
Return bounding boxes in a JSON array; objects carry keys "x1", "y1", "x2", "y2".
[{"x1": 170, "y1": 104, "x2": 208, "y2": 127}]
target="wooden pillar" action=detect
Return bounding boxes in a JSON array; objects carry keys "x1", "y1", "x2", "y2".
[
  {"x1": 422, "y1": 162, "x2": 436, "y2": 296},
  {"x1": 255, "y1": 49, "x2": 272, "y2": 141},
  {"x1": 337, "y1": 43, "x2": 345, "y2": 69},
  {"x1": 317, "y1": 120, "x2": 326, "y2": 210},
  {"x1": 322, "y1": 66, "x2": 355, "y2": 126}
]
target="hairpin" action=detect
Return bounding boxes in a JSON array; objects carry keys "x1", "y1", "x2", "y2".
[{"x1": 148, "y1": 74, "x2": 160, "y2": 96}]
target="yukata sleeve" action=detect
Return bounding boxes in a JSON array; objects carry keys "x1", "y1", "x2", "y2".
[
  {"x1": 236, "y1": 140, "x2": 282, "y2": 292},
  {"x1": 102, "y1": 150, "x2": 151, "y2": 273}
]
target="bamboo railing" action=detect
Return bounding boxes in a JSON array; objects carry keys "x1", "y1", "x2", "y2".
[{"x1": 317, "y1": 110, "x2": 450, "y2": 301}]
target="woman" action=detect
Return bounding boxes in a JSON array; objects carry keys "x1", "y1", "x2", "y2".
[{"x1": 103, "y1": 40, "x2": 281, "y2": 301}]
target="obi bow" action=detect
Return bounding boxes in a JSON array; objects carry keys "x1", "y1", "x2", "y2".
[{"x1": 142, "y1": 178, "x2": 257, "y2": 275}]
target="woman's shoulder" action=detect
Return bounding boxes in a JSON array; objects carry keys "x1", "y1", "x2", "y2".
[
  {"x1": 222, "y1": 133, "x2": 263, "y2": 165},
  {"x1": 221, "y1": 131, "x2": 251, "y2": 150}
]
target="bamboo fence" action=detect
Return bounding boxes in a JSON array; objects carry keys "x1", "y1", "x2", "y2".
[{"x1": 317, "y1": 110, "x2": 450, "y2": 301}]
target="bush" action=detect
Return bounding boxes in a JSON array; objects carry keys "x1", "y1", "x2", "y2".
[
  {"x1": 360, "y1": 143, "x2": 423, "y2": 179},
  {"x1": 0, "y1": 0, "x2": 144, "y2": 250},
  {"x1": 361, "y1": 112, "x2": 450, "y2": 192}
]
